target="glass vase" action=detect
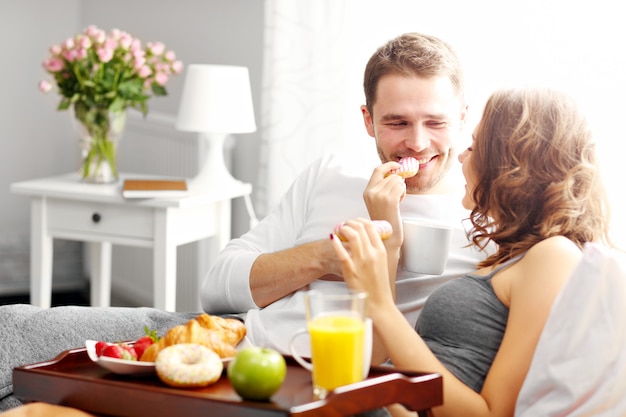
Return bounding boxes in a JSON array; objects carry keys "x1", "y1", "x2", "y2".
[{"x1": 72, "y1": 104, "x2": 127, "y2": 184}]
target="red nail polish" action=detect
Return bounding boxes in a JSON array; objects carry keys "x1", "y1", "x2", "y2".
[{"x1": 329, "y1": 233, "x2": 334, "y2": 240}]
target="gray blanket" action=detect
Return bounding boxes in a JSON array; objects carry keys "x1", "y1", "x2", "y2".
[{"x1": 0, "y1": 304, "x2": 194, "y2": 411}]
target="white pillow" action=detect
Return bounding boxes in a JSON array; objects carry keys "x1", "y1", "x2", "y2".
[{"x1": 515, "y1": 242, "x2": 626, "y2": 416}]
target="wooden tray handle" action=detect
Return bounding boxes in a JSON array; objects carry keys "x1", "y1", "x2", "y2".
[{"x1": 290, "y1": 372, "x2": 443, "y2": 417}]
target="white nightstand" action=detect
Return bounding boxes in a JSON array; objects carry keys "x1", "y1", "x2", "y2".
[{"x1": 10, "y1": 172, "x2": 252, "y2": 312}]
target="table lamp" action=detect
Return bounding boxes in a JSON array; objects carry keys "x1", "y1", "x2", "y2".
[{"x1": 176, "y1": 64, "x2": 256, "y2": 191}]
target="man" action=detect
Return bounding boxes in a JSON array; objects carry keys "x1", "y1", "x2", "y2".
[{"x1": 202, "y1": 32, "x2": 488, "y2": 356}]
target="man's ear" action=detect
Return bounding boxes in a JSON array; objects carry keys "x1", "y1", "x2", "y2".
[
  {"x1": 361, "y1": 105, "x2": 375, "y2": 138},
  {"x1": 459, "y1": 104, "x2": 469, "y2": 127}
]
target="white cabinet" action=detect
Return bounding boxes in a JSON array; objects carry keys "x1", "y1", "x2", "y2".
[{"x1": 11, "y1": 172, "x2": 252, "y2": 312}]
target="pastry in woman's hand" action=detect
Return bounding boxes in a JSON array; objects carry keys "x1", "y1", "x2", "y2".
[{"x1": 334, "y1": 220, "x2": 392, "y2": 242}]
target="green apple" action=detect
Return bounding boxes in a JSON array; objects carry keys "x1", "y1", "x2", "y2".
[{"x1": 227, "y1": 346, "x2": 287, "y2": 401}]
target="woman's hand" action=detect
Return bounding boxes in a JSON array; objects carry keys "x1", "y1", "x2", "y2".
[
  {"x1": 330, "y1": 218, "x2": 401, "y2": 365},
  {"x1": 330, "y1": 218, "x2": 395, "y2": 308}
]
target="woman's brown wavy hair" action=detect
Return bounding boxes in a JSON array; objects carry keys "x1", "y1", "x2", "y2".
[{"x1": 468, "y1": 87, "x2": 611, "y2": 268}]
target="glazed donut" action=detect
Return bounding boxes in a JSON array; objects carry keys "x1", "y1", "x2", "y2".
[
  {"x1": 334, "y1": 220, "x2": 392, "y2": 242},
  {"x1": 386, "y1": 156, "x2": 419, "y2": 178},
  {"x1": 155, "y1": 343, "x2": 223, "y2": 388}
]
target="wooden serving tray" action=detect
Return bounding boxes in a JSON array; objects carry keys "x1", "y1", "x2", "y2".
[{"x1": 13, "y1": 346, "x2": 442, "y2": 417}]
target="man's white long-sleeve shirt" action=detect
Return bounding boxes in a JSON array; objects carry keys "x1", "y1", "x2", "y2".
[{"x1": 202, "y1": 150, "x2": 487, "y2": 354}]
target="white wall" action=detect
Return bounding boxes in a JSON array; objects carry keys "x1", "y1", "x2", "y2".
[
  {"x1": 0, "y1": 0, "x2": 264, "y2": 305},
  {"x1": 1, "y1": 0, "x2": 80, "y2": 235},
  {"x1": 78, "y1": 0, "x2": 264, "y2": 309},
  {"x1": 80, "y1": 0, "x2": 265, "y2": 239},
  {"x1": 0, "y1": 1, "x2": 83, "y2": 292}
]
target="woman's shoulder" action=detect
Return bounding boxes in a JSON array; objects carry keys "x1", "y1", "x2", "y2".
[
  {"x1": 512, "y1": 236, "x2": 583, "y2": 295},
  {"x1": 524, "y1": 236, "x2": 582, "y2": 264}
]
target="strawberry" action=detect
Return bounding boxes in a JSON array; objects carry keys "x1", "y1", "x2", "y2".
[
  {"x1": 120, "y1": 343, "x2": 138, "y2": 360},
  {"x1": 134, "y1": 326, "x2": 159, "y2": 361},
  {"x1": 95, "y1": 341, "x2": 113, "y2": 356},
  {"x1": 101, "y1": 344, "x2": 136, "y2": 360},
  {"x1": 134, "y1": 340, "x2": 152, "y2": 361}
]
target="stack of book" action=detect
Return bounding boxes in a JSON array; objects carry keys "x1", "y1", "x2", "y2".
[{"x1": 121, "y1": 179, "x2": 188, "y2": 199}]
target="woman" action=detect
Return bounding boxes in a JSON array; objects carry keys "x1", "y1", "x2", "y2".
[{"x1": 331, "y1": 87, "x2": 611, "y2": 417}]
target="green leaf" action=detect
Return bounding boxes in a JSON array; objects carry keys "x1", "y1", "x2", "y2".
[
  {"x1": 118, "y1": 79, "x2": 144, "y2": 99},
  {"x1": 58, "y1": 100, "x2": 71, "y2": 111},
  {"x1": 152, "y1": 84, "x2": 167, "y2": 96},
  {"x1": 139, "y1": 101, "x2": 148, "y2": 117},
  {"x1": 109, "y1": 97, "x2": 126, "y2": 113}
]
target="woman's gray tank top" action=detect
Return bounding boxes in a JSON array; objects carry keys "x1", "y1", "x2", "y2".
[{"x1": 415, "y1": 256, "x2": 522, "y2": 392}]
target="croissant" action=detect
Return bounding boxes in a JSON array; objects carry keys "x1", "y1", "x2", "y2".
[
  {"x1": 194, "y1": 313, "x2": 247, "y2": 346},
  {"x1": 140, "y1": 316, "x2": 243, "y2": 362}
]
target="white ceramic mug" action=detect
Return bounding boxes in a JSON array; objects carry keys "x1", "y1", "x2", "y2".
[
  {"x1": 288, "y1": 289, "x2": 372, "y2": 399},
  {"x1": 401, "y1": 218, "x2": 453, "y2": 275}
]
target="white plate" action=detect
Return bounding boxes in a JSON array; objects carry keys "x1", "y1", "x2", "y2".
[
  {"x1": 85, "y1": 340, "x2": 234, "y2": 376},
  {"x1": 86, "y1": 340, "x2": 156, "y2": 376}
]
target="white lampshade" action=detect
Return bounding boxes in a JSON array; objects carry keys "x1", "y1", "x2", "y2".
[
  {"x1": 176, "y1": 64, "x2": 256, "y2": 134},
  {"x1": 175, "y1": 64, "x2": 256, "y2": 191}
]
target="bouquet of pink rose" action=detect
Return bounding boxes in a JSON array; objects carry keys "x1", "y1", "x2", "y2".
[
  {"x1": 39, "y1": 25, "x2": 183, "y2": 116},
  {"x1": 38, "y1": 25, "x2": 183, "y2": 183}
]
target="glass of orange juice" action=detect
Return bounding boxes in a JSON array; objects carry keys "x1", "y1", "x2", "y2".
[{"x1": 289, "y1": 289, "x2": 370, "y2": 399}]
